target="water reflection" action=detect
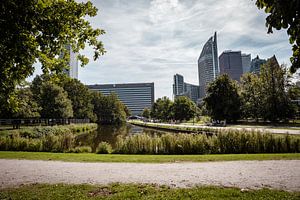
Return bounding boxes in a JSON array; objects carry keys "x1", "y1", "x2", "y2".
[{"x1": 75, "y1": 123, "x2": 174, "y2": 152}]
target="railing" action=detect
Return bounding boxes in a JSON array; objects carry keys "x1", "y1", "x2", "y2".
[{"x1": 0, "y1": 118, "x2": 90, "y2": 128}]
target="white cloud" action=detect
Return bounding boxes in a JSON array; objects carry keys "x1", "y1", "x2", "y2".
[{"x1": 29, "y1": 0, "x2": 293, "y2": 99}]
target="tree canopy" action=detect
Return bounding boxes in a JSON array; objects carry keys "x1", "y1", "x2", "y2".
[
  {"x1": 91, "y1": 92, "x2": 127, "y2": 124},
  {"x1": 0, "y1": 0, "x2": 105, "y2": 116},
  {"x1": 259, "y1": 56, "x2": 294, "y2": 121},
  {"x1": 204, "y1": 74, "x2": 241, "y2": 122},
  {"x1": 173, "y1": 96, "x2": 197, "y2": 122},
  {"x1": 61, "y1": 78, "x2": 96, "y2": 121},
  {"x1": 254, "y1": 0, "x2": 299, "y2": 73},
  {"x1": 40, "y1": 82, "x2": 73, "y2": 119},
  {"x1": 150, "y1": 97, "x2": 173, "y2": 121}
]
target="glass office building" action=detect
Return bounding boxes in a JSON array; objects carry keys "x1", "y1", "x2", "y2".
[
  {"x1": 219, "y1": 50, "x2": 243, "y2": 81},
  {"x1": 198, "y1": 32, "x2": 219, "y2": 99},
  {"x1": 250, "y1": 55, "x2": 266, "y2": 74},
  {"x1": 61, "y1": 44, "x2": 78, "y2": 79},
  {"x1": 87, "y1": 83, "x2": 154, "y2": 115},
  {"x1": 173, "y1": 74, "x2": 199, "y2": 103}
]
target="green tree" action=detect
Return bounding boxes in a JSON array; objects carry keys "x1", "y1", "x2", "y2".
[
  {"x1": 259, "y1": 56, "x2": 294, "y2": 121},
  {"x1": 142, "y1": 108, "x2": 151, "y2": 119},
  {"x1": 40, "y1": 82, "x2": 73, "y2": 119},
  {"x1": 254, "y1": 0, "x2": 299, "y2": 73},
  {"x1": 13, "y1": 88, "x2": 41, "y2": 118},
  {"x1": 0, "y1": 0, "x2": 105, "y2": 116},
  {"x1": 150, "y1": 97, "x2": 173, "y2": 121},
  {"x1": 172, "y1": 96, "x2": 197, "y2": 122},
  {"x1": 240, "y1": 73, "x2": 263, "y2": 121},
  {"x1": 288, "y1": 84, "x2": 300, "y2": 118},
  {"x1": 61, "y1": 78, "x2": 96, "y2": 121},
  {"x1": 92, "y1": 92, "x2": 126, "y2": 124},
  {"x1": 204, "y1": 74, "x2": 241, "y2": 122},
  {"x1": 123, "y1": 105, "x2": 131, "y2": 118}
]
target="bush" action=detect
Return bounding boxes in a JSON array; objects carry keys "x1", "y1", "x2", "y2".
[
  {"x1": 96, "y1": 142, "x2": 112, "y2": 154},
  {"x1": 68, "y1": 146, "x2": 92, "y2": 153}
]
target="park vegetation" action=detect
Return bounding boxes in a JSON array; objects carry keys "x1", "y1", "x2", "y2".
[
  {"x1": 0, "y1": 0, "x2": 105, "y2": 117},
  {"x1": 1, "y1": 124, "x2": 299, "y2": 155},
  {"x1": 203, "y1": 56, "x2": 299, "y2": 123},
  {"x1": 149, "y1": 96, "x2": 199, "y2": 122},
  {"x1": 2, "y1": 74, "x2": 129, "y2": 125},
  {"x1": 0, "y1": 123, "x2": 97, "y2": 153},
  {"x1": 1, "y1": 183, "x2": 299, "y2": 200},
  {"x1": 146, "y1": 56, "x2": 300, "y2": 124},
  {"x1": 254, "y1": 0, "x2": 299, "y2": 73}
]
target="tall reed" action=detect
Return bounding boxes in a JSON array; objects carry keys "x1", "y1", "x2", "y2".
[{"x1": 114, "y1": 130, "x2": 300, "y2": 154}]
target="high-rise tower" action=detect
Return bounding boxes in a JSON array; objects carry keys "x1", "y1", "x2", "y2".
[
  {"x1": 61, "y1": 44, "x2": 78, "y2": 79},
  {"x1": 198, "y1": 32, "x2": 219, "y2": 99},
  {"x1": 219, "y1": 50, "x2": 243, "y2": 81}
]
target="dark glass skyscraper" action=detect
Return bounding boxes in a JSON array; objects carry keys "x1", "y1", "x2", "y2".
[
  {"x1": 251, "y1": 55, "x2": 266, "y2": 74},
  {"x1": 173, "y1": 74, "x2": 199, "y2": 103},
  {"x1": 198, "y1": 32, "x2": 219, "y2": 98},
  {"x1": 219, "y1": 50, "x2": 243, "y2": 81}
]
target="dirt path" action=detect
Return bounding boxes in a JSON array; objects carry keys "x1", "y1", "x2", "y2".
[{"x1": 0, "y1": 159, "x2": 299, "y2": 191}]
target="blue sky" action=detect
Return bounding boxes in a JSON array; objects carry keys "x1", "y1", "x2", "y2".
[{"x1": 30, "y1": 0, "x2": 292, "y2": 99}]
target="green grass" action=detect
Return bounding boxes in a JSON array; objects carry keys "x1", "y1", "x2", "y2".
[
  {"x1": 0, "y1": 183, "x2": 299, "y2": 200},
  {"x1": 0, "y1": 151, "x2": 299, "y2": 163}
]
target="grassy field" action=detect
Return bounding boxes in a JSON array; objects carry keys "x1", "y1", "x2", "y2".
[
  {"x1": 0, "y1": 183, "x2": 299, "y2": 200},
  {"x1": 0, "y1": 151, "x2": 299, "y2": 163}
]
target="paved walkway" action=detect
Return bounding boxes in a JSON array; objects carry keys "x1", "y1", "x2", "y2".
[
  {"x1": 144, "y1": 122, "x2": 300, "y2": 135},
  {"x1": 1, "y1": 159, "x2": 299, "y2": 191}
]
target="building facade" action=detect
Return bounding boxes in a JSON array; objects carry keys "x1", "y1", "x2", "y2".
[
  {"x1": 250, "y1": 55, "x2": 266, "y2": 74},
  {"x1": 87, "y1": 83, "x2": 154, "y2": 115},
  {"x1": 219, "y1": 50, "x2": 243, "y2": 81},
  {"x1": 241, "y1": 53, "x2": 251, "y2": 73},
  {"x1": 61, "y1": 44, "x2": 78, "y2": 79},
  {"x1": 198, "y1": 32, "x2": 219, "y2": 99},
  {"x1": 184, "y1": 83, "x2": 200, "y2": 103},
  {"x1": 173, "y1": 74, "x2": 199, "y2": 103},
  {"x1": 173, "y1": 74, "x2": 184, "y2": 96}
]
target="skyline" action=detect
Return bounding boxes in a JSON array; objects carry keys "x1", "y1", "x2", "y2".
[{"x1": 29, "y1": 0, "x2": 292, "y2": 99}]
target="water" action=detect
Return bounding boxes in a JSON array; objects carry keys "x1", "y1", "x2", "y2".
[{"x1": 76, "y1": 123, "x2": 173, "y2": 152}]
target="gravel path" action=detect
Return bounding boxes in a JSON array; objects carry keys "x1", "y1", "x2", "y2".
[{"x1": 1, "y1": 159, "x2": 300, "y2": 191}]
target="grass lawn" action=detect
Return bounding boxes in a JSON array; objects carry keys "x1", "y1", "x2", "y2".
[
  {"x1": 0, "y1": 151, "x2": 299, "y2": 163},
  {"x1": 0, "y1": 183, "x2": 299, "y2": 200}
]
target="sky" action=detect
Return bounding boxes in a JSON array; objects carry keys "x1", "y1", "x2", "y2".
[{"x1": 30, "y1": 0, "x2": 293, "y2": 99}]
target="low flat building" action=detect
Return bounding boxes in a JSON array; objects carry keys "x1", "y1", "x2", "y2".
[{"x1": 87, "y1": 83, "x2": 154, "y2": 115}]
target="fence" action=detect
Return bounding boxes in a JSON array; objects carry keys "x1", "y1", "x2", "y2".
[{"x1": 0, "y1": 118, "x2": 90, "y2": 128}]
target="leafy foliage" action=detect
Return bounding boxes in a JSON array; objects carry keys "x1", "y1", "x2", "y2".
[
  {"x1": 240, "y1": 73, "x2": 263, "y2": 121},
  {"x1": 259, "y1": 56, "x2": 294, "y2": 121},
  {"x1": 204, "y1": 74, "x2": 241, "y2": 122},
  {"x1": 142, "y1": 108, "x2": 151, "y2": 119},
  {"x1": 61, "y1": 78, "x2": 96, "y2": 121},
  {"x1": 255, "y1": 0, "x2": 299, "y2": 73},
  {"x1": 91, "y1": 92, "x2": 127, "y2": 124},
  {"x1": 13, "y1": 88, "x2": 41, "y2": 118},
  {"x1": 172, "y1": 96, "x2": 197, "y2": 122},
  {"x1": 40, "y1": 82, "x2": 73, "y2": 119},
  {"x1": 0, "y1": 0, "x2": 105, "y2": 116},
  {"x1": 150, "y1": 97, "x2": 173, "y2": 121}
]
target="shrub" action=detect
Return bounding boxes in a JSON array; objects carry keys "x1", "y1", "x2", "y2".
[
  {"x1": 96, "y1": 142, "x2": 112, "y2": 154},
  {"x1": 68, "y1": 146, "x2": 92, "y2": 153}
]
